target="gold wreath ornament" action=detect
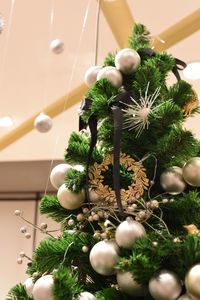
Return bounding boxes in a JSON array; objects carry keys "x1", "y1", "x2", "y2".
[{"x1": 89, "y1": 153, "x2": 149, "y2": 206}]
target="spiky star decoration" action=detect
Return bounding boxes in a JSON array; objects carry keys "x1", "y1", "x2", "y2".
[{"x1": 122, "y1": 83, "x2": 161, "y2": 137}]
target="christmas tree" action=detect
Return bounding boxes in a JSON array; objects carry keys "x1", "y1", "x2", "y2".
[{"x1": 7, "y1": 24, "x2": 200, "y2": 300}]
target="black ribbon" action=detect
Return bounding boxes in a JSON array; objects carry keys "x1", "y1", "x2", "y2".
[{"x1": 139, "y1": 48, "x2": 187, "y2": 81}]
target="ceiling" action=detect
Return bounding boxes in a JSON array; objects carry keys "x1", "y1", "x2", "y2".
[{"x1": 0, "y1": 0, "x2": 199, "y2": 161}]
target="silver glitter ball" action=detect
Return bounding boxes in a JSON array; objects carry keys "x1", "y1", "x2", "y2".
[
  {"x1": 117, "y1": 271, "x2": 147, "y2": 297},
  {"x1": 183, "y1": 157, "x2": 200, "y2": 187},
  {"x1": 149, "y1": 270, "x2": 182, "y2": 300},
  {"x1": 97, "y1": 66, "x2": 122, "y2": 88},
  {"x1": 84, "y1": 66, "x2": 102, "y2": 87},
  {"x1": 50, "y1": 39, "x2": 64, "y2": 54},
  {"x1": 160, "y1": 166, "x2": 186, "y2": 195},
  {"x1": 115, "y1": 218, "x2": 146, "y2": 249},
  {"x1": 34, "y1": 113, "x2": 52, "y2": 133},
  {"x1": 185, "y1": 264, "x2": 200, "y2": 299},
  {"x1": 89, "y1": 240, "x2": 119, "y2": 276}
]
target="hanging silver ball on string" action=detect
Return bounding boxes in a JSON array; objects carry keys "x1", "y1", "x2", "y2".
[
  {"x1": 117, "y1": 271, "x2": 147, "y2": 297},
  {"x1": 185, "y1": 264, "x2": 200, "y2": 300},
  {"x1": 148, "y1": 270, "x2": 182, "y2": 300},
  {"x1": 115, "y1": 217, "x2": 146, "y2": 249},
  {"x1": 34, "y1": 113, "x2": 52, "y2": 133},
  {"x1": 89, "y1": 240, "x2": 119, "y2": 276},
  {"x1": 84, "y1": 66, "x2": 102, "y2": 87},
  {"x1": 183, "y1": 157, "x2": 200, "y2": 187},
  {"x1": 0, "y1": 15, "x2": 4, "y2": 34},
  {"x1": 115, "y1": 48, "x2": 141, "y2": 74},
  {"x1": 50, "y1": 39, "x2": 64, "y2": 54},
  {"x1": 160, "y1": 166, "x2": 186, "y2": 195},
  {"x1": 97, "y1": 66, "x2": 123, "y2": 88}
]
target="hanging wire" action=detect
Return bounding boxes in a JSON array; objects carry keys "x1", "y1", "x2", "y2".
[
  {"x1": 0, "y1": 0, "x2": 16, "y2": 99},
  {"x1": 94, "y1": 0, "x2": 101, "y2": 65},
  {"x1": 44, "y1": 0, "x2": 92, "y2": 195}
]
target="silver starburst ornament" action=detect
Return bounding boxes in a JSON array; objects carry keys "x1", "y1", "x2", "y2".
[{"x1": 122, "y1": 83, "x2": 161, "y2": 137}]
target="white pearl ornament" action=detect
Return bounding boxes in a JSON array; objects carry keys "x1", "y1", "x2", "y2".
[
  {"x1": 149, "y1": 270, "x2": 182, "y2": 300},
  {"x1": 34, "y1": 113, "x2": 52, "y2": 133},
  {"x1": 185, "y1": 264, "x2": 200, "y2": 299},
  {"x1": 57, "y1": 184, "x2": 85, "y2": 210},
  {"x1": 32, "y1": 275, "x2": 54, "y2": 300},
  {"x1": 97, "y1": 66, "x2": 122, "y2": 88},
  {"x1": 24, "y1": 277, "x2": 34, "y2": 297},
  {"x1": 50, "y1": 163, "x2": 72, "y2": 189},
  {"x1": 183, "y1": 157, "x2": 200, "y2": 187},
  {"x1": 84, "y1": 66, "x2": 102, "y2": 87},
  {"x1": 50, "y1": 39, "x2": 64, "y2": 54},
  {"x1": 115, "y1": 218, "x2": 146, "y2": 249},
  {"x1": 117, "y1": 271, "x2": 147, "y2": 297},
  {"x1": 115, "y1": 48, "x2": 141, "y2": 74},
  {"x1": 178, "y1": 295, "x2": 192, "y2": 300},
  {"x1": 160, "y1": 166, "x2": 186, "y2": 195},
  {"x1": 89, "y1": 240, "x2": 119, "y2": 276}
]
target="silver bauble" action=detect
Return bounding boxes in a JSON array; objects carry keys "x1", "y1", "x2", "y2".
[
  {"x1": 115, "y1": 218, "x2": 146, "y2": 249},
  {"x1": 115, "y1": 48, "x2": 141, "y2": 74},
  {"x1": 50, "y1": 39, "x2": 64, "y2": 54},
  {"x1": 178, "y1": 294, "x2": 192, "y2": 300},
  {"x1": 97, "y1": 66, "x2": 122, "y2": 88},
  {"x1": 149, "y1": 270, "x2": 182, "y2": 300},
  {"x1": 57, "y1": 184, "x2": 85, "y2": 210},
  {"x1": 50, "y1": 163, "x2": 72, "y2": 189},
  {"x1": 78, "y1": 291, "x2": 96, "y2": 300},
  {"x1": 160, "y1": 166, "x2": 186, "y2": 195},
  {"x1": 84, "y1": 66, "x2": 102, "y2": 87},
  {"x1": 117, "y1": 271, "x2": 147, "y2": 297},
  {"x1": 183, "y1": 157, "x2": 200, "y2": 187},
  {"x1": 89, "y1": 189, "x2": 101, "y2": 203},
  {"x1": 34, "y1": 113, "x2": 52, "y2": 133},
  {"x1": 24, "y1": 277, "x2": 34, "y2": 297},
  {"x1": 32, "y1": 275, "x2": 53, "y2": 300},
  {"x1": 185, "y1": 264, "x2": 200, "y2": 299},
  {"x1": 0, "y1": 16, "x2": 4, "y2": 34},
  {"x1": 89, "y1": 240, "x2": 119, "y2": 276}
]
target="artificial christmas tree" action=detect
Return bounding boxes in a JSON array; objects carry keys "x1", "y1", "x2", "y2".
[{"x1": 7, "y1": 24, "x2": 200, "y2": 300}]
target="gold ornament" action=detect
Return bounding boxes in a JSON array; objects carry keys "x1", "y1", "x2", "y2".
[
  {"x1": 181, "y1": 91, "x2": 199, "y2": 116},
  {"x1": 89, "y1": 153, "x2": 149, "y2": 206},
  {"x1": 184, "y1": 224, "x2": 200, "y2": 236}
]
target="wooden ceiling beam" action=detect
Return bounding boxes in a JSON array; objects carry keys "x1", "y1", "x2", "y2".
[
  {"x1": 0, "y1": 4, "x2": 199, "y2": 150},
  {"x1": 153, "y1": 9, "x2": 200, "y2": 51}
]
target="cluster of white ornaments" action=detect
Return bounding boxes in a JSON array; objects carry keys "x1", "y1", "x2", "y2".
[
  {"x1": 50, "y1": 163, "x2": 85, "y2": 210},
  {"x1": 160, "y1": 157, "x2": 200, "y2": 195},
  {"x1": 84, "y1": 48, "x2": 141, "y2": 88}
]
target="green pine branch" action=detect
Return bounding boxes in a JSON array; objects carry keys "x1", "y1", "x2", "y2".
[
  {"x1": 129, "y1": 24, "x2": 151, "y2": 50},
  {"x1": 6, "y1": 284, "x2": 33, "y2": 300},
  {"x1": 39, "y1": 195, "x2": 68, "y2": 223}
]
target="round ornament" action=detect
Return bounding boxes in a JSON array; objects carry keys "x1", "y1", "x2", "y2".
[
  {"x1": 50, "y1": 163, "x2": 72, "y2": 189},
  {"x1": 0, "y1": 16, "x2": 4, "y2": 34},
  {"x1": 24, "y1": 277, "x2": 34, "y2": 297},
  {"x1": 115, "y1": 48, "x2": 141, "y2": 74},
  {"x1": 149, "y1": 270, "x2": 182, "y2": 300},
  {"x1": 78, "y1": 291, "x2": 96, "y2": 300},
  {"x1": 74, "y1": 164, "x2": 85, "y2": 172},
  {"x1": 84, "y1": 66, "x2": 102, "y2": 87},
  {"x1": 57, "y1": 184, "x2": 85, "y2": 210},
  {"x1": 89, "y1": 240, "x2": 119, "y2": 276},
  {"x1": 160, "y1": 166, "x2": 186, "y2": 195},
  {"x1": 117, "y1": 271, "x2": 147, "y2": 297},
  {"x1": 115, "y1": 218, "x2": 146, "y2": 249},
  {"x1": 89, "y1": 189, "x2": 102, "y2": 203},
  {"x1": 34, "y1": 113, "x2": 52, "y2": 133},
  {"x1": 89, "y1": 153, "x2": 148, "y2": 207},
  {"x1": 183, "y1": 157, "x2": 200, "y2": 187},
  {"x1": 50, "y1": 39, "x2": 64, "y2": 54},
  {"x1": 185, "y1": 264, "x2": 200, "y2": 299},
  {"x1": 32, "y1": 275, "x2": 53, "y2": 300},
  {"x1": 178, "y1": 295, "x2": 192, "y2": 300},
  {"x1": 97, "y1": 66, "x2": 122, "y2": 88}
]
